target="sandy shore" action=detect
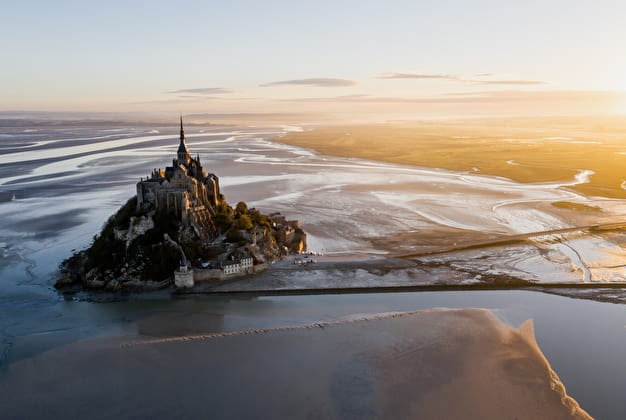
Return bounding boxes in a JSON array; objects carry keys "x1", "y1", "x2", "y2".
[
  {"x1": 4, "y1": 123, "x2": 626, "y2": 292},
  {"x1": 0, "y1": 308, "x2": 589, "y2": 419},
  {"x1": 0, "y1": 122, "x2": 622, "y2": 418}
]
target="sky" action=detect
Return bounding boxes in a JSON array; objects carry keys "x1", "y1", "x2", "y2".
[{"x1": 2, "y1": 0, "x2": 626, "y2": 118}]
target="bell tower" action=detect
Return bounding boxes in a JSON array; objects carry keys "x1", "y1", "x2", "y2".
[{"x1": 177, "y1": 115, "x2": 190, "y2": 165}]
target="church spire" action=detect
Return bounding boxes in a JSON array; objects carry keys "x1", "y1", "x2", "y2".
[{"x1": 177, "y1": 115, "x2": 190, "y2": 165}]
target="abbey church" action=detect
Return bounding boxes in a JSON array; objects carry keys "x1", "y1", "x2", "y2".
[
  {"x1": 136, "y1": 117, "x2": 221, "y2": 238},
  {"x1": 57, "y1": 117, "x2": 307, "y2": 290}
]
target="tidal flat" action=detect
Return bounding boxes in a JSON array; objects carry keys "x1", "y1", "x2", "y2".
[
  {"x1": 278, "y1": 116, "x2": 626, "y2": 198},
  {"x1": 2, "y1": 118, "x2": 626, "y2": 418}
]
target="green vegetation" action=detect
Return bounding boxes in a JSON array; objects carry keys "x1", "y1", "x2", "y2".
[
  {"x1": 215, "y1": 202, "x2": 234, "y2": 233},
  {"x1": 249, "y1": 208, "x2": 272, "y2": 229},
  {"x1": 226, "y1": 229, "x2": 245, "y2": 244},
  {"x1": 235, "y1": 214, "x2": 254, "y2": 230},
  {"x1": 279, "y1": 117, "x2": 626, "y2": 199},
  {"x1": 85, "y1": 197, "x2": 137, "y2": 273},
  {"x1": 235, "y1": 201, "x2": 249, "y2": 214},
  {"x1": 182, "y1": 241, "x2": 204, "y2": 264},
  {"x1": 140, "y1": 243, "x2": 180, "y2": 281},
  {"x1": 84, "y1": 196, "x2": 182, "y2": 281},
  {"x1": 234, "y1": 201, "x2": 254, "y2": 230},
  {"x1": 58, "y1": 189, "x2": 305, "y2": 290}
]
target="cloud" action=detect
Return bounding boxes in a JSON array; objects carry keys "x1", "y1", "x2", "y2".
[
  {"x1": 463, "y1": 90, "x2": 623, "y2": 102},
  {"x1": 129, "y1": 95, "x2": 258, "y2": 106},
  {"x1": 260, "y1": 78, "x2": 356, "y2": 87},
  {"x1": 285, "y1": 94, "x2": 370, "y2": 102},
  {"x1": 167, "y1": 87, "x2": 234, "y2": 95},
  {"x1": 467, "y1": 79, "x2": 546, "y2": 86},
  {"x1": 128, "y1": 98, "x2": 207, "y2": 106},
  {"x1": 377, "y1": 72, "x2": 545, "y2": 85},
  {"x1": 281, "y1": 90, "x2": 624, "y2": 105},
  {"x1": 377, "y1": 72, "x2": 459, "y2": 80}
]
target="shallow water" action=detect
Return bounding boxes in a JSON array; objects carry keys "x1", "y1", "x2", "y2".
[
  {"x1": 3, "y1": 123, "x2": 626, "y2": 275},
  {"x1": 1, "y1": 123, "x2": 626, "y2": 418},
  {"x1": 1, "y1": 290, "x2": 625, "y2": 418}
]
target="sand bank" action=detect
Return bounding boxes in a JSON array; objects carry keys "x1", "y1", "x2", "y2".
[
  {"x1": 277, "y1": 119, "x2": 626, "y2": 199},
  {"x1": 1, "y1": 308, "x2": 589, "y2": 419}
]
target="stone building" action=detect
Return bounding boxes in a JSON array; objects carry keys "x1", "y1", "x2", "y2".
[
  {"x1": 136, "y1": 117, "x2": 221, "y2": 239},
  {"x1": 174, "y1": 263, "x2": 194, "y2": 288},
  {"x1": 221, "y1": 254, "x2": 254, "y2": 276}
]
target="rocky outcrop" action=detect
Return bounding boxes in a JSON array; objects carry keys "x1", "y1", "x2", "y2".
[
  {"x1": 55, "y1": 197, "x2": 306, "y2": 292},
  {"x1": 55, "y1": 120, "x2": 305, "y2": 292}
]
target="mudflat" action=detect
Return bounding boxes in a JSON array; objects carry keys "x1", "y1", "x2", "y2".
[
  {"x1": 0, "y1": 308, "x2": 589, "y2": 419},
  {"x1": 278, "y1": 116, "x2": 626, "y2": 199}
]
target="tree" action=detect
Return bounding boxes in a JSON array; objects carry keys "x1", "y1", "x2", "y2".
[
  {"x1": 235, "y1": 201, "x2": 249, "y2": 215},
  {"x1": 226, "y1": 228, "x2": 244, "y2": 243},
  {"x1": 214, "y1": 210, "x2": 233, "y2": 233},
  {"x1": 249, "y1": 208, "x2": 271, "y2": 228},
  {"x1": 236, "y1": 214, "x2": 254, "y2": 230}
]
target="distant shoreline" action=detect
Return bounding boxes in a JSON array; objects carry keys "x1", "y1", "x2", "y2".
[{"x1": 275, "y1": 120, "x2": 626, "y2": 199}]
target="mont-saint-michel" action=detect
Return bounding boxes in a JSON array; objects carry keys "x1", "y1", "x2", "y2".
[
  {"x1": 55, "y1": 118, "x2": 306, "y2": 291},
  {"x1": 6, "y1": 2, "x2": 626, "y2": 418},
  {"x1": 6, "y1": 115, "x2": 626, "y2": 419}
]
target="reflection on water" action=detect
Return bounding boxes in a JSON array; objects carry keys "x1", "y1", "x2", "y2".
[{"x1": 1, "y1": 290, "x2": 625, "y2": 418}]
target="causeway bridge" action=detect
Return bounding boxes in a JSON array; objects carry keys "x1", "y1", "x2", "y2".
[{"x1": 395, "y1": 221, "x2": 626, "y2": 259}]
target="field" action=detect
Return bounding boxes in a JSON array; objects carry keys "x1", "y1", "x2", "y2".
[{"x1": 280, "y1": 116, "x2": 626, "y2": 199}]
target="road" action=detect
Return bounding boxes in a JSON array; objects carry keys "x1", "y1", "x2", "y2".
[{"x1": 395, "y1": 221, "x2": 626, "y2": 259}]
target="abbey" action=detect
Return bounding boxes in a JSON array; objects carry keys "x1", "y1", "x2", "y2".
[
  {"x1": 56, "y1": 117, "x2": 307, "y2": 291},
  {"x1": 136, "y1": 117, "x2": 221, "y2": 238}
]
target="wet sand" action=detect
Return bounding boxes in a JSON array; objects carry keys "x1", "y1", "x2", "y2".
[
  {"x1": 0, "y1": 308, "x2": 589, "y2": 419},
  {"x1": 277, "y1": 118, "x2": 626, "y2": 199},
  {"x1": 3, "y1": 123, "x2": 626, "y2": 287},
  {"x1": 2, "y1": 121, "x2": 625, "y2": 418}
]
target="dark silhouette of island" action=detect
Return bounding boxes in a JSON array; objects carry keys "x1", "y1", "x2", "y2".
[{"x1": 56, "y1": 117, "x2": 306, "y2": 291}]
